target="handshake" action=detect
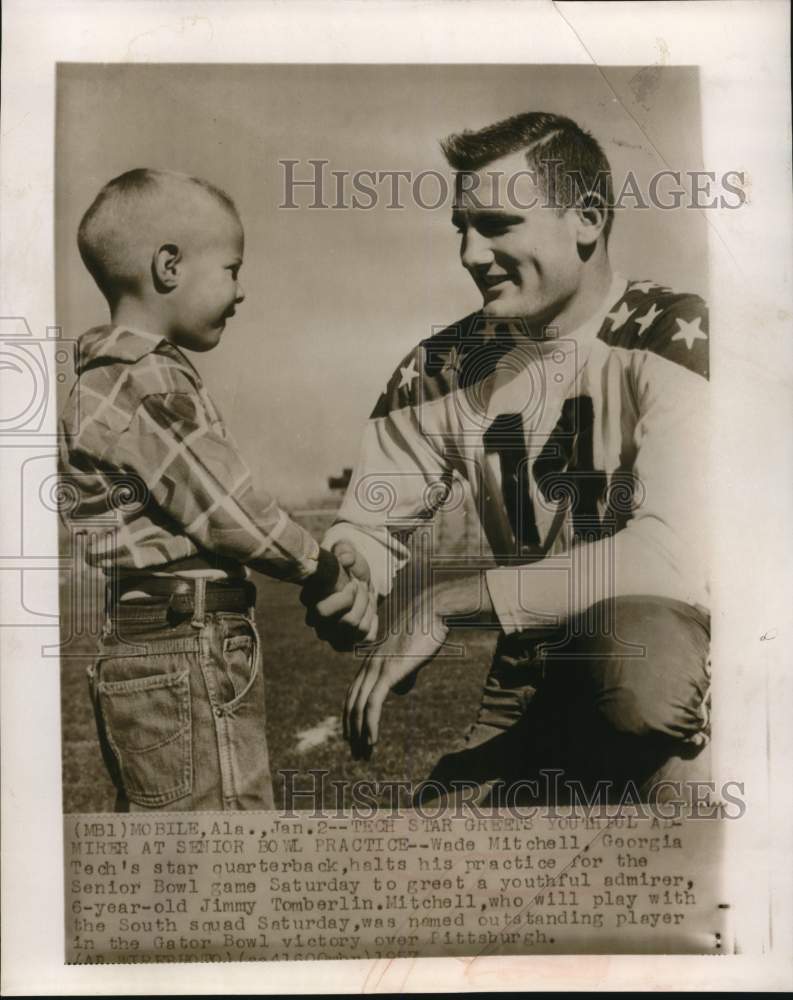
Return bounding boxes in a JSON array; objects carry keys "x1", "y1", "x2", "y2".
[
  {"x1": 300, "y1": 541, "x2": 380, "y2": 650},
  {"x1": 301, "y1": 539, "x2": 432, "y2": 760}
]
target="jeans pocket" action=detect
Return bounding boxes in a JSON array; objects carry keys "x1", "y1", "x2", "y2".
[
  {"x1": 217, "y1": 631, "x2": 259, "y2": 713},
  {"x1": 96, "y1": 661, "x2": 192, "y2": 807}
]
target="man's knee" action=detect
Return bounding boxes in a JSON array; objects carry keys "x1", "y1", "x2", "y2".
[
  {"x1": 554, "y1": 596, "x2": 710, "y2": 741},
  {"x1": 596, "y1": 682, "x2": 675, "y2": 738}
]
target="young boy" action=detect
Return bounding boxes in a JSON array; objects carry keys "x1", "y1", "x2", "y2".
[{"x1": 60, "y1": 168, "x2": 376, "y2": 812}]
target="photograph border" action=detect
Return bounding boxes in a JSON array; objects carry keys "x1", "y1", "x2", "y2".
[{"x1": 2, "y1": 0, "x2": 792, "y2": 993}]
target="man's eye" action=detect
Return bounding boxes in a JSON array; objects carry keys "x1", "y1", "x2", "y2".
[{"x1": 478, "y1": 223, "x2": 509, "y2": 237}]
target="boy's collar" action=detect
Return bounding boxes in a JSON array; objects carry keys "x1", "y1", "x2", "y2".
[{"x1": 76, "y1": 324, "x2": 178, "y2": 372}]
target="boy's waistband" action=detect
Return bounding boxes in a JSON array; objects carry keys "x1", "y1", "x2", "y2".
[
  {"x1": 109, "y1": 576, "x2": 256, "y2": 617},
  {"x1": 114, "y1": 553, "x2": 247, "y2": 581}
]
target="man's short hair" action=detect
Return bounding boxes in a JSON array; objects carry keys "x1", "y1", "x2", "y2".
[
  {"x1": 442, "y1": 111, "x2": 615, "y2": 242},
  {"x1": 77, "y1": 168, "x2": 239, "y2": 303}
]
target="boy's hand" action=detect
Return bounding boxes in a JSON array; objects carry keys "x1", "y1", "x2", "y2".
[
  {"x1": 301, "y1": 546, "x2": 350, "y2": 603},
  {"x1": 301, "y1": 541, "x2": 378, "y2": 650}
]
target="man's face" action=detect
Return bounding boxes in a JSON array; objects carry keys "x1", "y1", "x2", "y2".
[
  {"x1": 170, "y1": 208, "x2": 246, "y2": 352},
  {"x1": 453, "y1": 150, "x2": 584, "y2": 326}
]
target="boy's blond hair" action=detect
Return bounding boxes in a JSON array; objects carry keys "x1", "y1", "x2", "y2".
[{"x1": 78, "y1": 168, "x2": 239, "y2": 305}]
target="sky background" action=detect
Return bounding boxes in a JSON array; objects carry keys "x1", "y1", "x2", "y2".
[{"x1": 56, "y1": 64, "x2": 706, "y2": 503}]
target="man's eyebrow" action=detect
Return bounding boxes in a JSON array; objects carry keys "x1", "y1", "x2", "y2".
[
  {"x1": 451, "y1": 208, "x2": 523, "y2": 228},
  {"x1": 466, "y1": 210, "x2": 524, "y2": 225}
]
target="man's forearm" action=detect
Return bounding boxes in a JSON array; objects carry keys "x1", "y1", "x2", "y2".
[
  {"x1": 431, "y1": 573, "x2": 499, "y2": 626},
  {"x1": 486, "y1": 521, "x2": 708, "y2": 634}
]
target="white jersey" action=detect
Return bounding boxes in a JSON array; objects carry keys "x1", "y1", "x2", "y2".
[{"x1": 325, "y1": 274, "x2": 709, "y2": 632}]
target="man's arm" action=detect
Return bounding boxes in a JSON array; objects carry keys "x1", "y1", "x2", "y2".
[
  {"x1": 344, "y1": 571, "x2": 498, "y2": 758},
  {"x1": 304, "y1": 341, "x2": 457, "y2": 645}
]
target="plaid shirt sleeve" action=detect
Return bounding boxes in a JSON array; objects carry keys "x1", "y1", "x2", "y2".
[{"x1": 114, "y1": 389, "x2": 321, "y2": 582}]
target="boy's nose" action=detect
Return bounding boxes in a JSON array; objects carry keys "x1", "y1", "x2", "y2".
[{"x1": 235, "y1": 282, "x2": 246, "y2": 303}]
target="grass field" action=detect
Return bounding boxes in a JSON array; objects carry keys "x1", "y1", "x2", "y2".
[{"x1": 60, "y1": 505, "x2": 497, "y2": 812}]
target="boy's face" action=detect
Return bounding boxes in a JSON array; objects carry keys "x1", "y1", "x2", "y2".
[{"x1": 169, "y1": 208, "x2": 245, "y2": 352}]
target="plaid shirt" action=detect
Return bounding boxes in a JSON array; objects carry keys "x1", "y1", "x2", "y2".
[{"x1": 59, "y1": 325, "x2": 320, "y2": 582}]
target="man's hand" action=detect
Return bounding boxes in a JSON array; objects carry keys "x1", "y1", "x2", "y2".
[
  {"x1": 344, "y1": 626, "x2": 448, "y2": 759},
  {"x1": 301, "y1": 540, "x2": 378, "y2": 650},
  {"x1": 343, "y1": 573, "x2": 495, "y2": 759}
]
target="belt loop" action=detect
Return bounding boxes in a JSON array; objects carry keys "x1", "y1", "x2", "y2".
[
  {"x1": 248, "y1": 612, "x2": 262, "y2": 678},
  {"x1": 245, "y1": 579, "x2": 257, "y2": 620},
  {"x1": 191, "y1": 577, "x2": 207, "y2": 629},
  {"x1": 103, "y1": 580, "x2": 114, "y2": 636}
]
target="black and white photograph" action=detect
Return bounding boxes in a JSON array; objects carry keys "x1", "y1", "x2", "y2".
[
  {"x1": 51, "y1": 58, "x2": 732, "y2": 959},
  {"x1": 57, "y1": 62, "x2": 713, "y2": 816},
  {"x1": 2, "y1": 0, "x2": 792, "y2": 993}
]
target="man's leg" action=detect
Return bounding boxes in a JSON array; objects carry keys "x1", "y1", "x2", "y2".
[
  {"x1": 519, "y1": 595, "x2": 711, "y2": 804},
  {"x1": 417, "y1": 595, "x2": 710, "y2": 807},
  {"x1": 416, "y1": 631, "x2": 545, "y2": 806}
]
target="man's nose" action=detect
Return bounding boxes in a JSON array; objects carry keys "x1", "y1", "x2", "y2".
[
  {"x1": 235, "y1": 282, "x2": 246, "y2": 303},
  {"x1": 460, "y1": 229, "x2": 493, "y2": 271}
]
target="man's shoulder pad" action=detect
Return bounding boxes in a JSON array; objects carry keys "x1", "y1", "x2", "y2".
[
  {"x1": 371, "y1": 312, "x2": 508, "y2": 417},
  {"x1": 597, "y1": 281, "x2": 709, "y2": 380}
]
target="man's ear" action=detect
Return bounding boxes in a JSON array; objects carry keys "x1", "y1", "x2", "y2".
[
  {"x1": 573, "y1": 193, "x2": 608, "y2": 247},
  {"x1": 152, "y1": 243, "x2": 182, "y2": 292}
]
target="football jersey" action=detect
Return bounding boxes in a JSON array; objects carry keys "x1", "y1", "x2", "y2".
[{"x1": 324, "y1": 274, "x2": 709, "y2": 632}]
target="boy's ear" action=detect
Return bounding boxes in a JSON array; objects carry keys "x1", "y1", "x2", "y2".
[{"x1": 152, "y1": 243, "x2": 182, "y2": 291}]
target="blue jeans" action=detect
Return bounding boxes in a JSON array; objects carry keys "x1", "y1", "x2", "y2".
[
  {"x1": 420, "y1": 596, "x2": 711, "y2": 805},
  {"x1": 88, "y1": 597, "x2": 274, "y2": 811}
]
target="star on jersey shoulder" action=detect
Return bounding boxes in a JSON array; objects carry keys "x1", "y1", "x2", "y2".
[
  {"x1": 635, "y1": 303, "x2": 663, "y2": 337},
  {"x1": 671, "y1": 316, "x2": 708, "y2": 350},
  {"x1": 606, "y1": 301, "x2": 635, "y2": 331},
  {"x1": 629, "y1": 280, "x2": 661, "y2": 295},
  {"x1": 398, "y1": 357, "x2": 420, "y2": 389}
]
